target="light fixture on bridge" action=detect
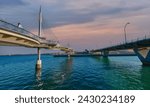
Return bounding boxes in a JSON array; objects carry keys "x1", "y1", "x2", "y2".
[{"x1": 124, "y1": 22, "x2": 130, "y2": 44}]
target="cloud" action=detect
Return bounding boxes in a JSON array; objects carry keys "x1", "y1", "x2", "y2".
[
  {"x1": 1, "y1": 0, "x2": 150, "y2": 29},
  {"x1": 0, "y1": 0, "x2": 25, "y2": 7},
  {"x1": 39, "y1": 0, "x2": 150, "y2": 29},
  {"x1": 0, "y1": 0, "x2": 150, "y2": 53}
]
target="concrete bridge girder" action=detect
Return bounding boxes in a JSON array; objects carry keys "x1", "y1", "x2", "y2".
[
  {"x1": 0, "y1": 37, "x2": 38, "y2": 48},
  {"x1": 0, "y1": 29, "x2": 40, "y2": 48},
  {"x1": 0, "y1": 29, "x2": 40, "y2": 44}
]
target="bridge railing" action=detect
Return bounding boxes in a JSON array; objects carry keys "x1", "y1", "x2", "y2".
[
  {"x1": 37, "y1": 36, "x2": 58, "y2": 46},
  {"x1": 128, "y1": 35, "x2": 150, "y2": 44},
  {"x1": 97, "y1": 35, "x2": 150, "y2": 51},
  {"x1": 0, "y1": 19, "x2": 40, "y2": 41},
  {"x1": 112, "y1": 35, "x2": 150, "y2": 47},
  {"x1": 46, "y1": 40, "x2": 59, "y2": 45}
]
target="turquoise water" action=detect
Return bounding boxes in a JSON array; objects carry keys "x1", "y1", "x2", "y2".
[{"x1": 0, "y1": 55, "x2": 150, "y2": 90}]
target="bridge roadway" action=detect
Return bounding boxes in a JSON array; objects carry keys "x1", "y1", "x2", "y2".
[
  {"x1": 0, "y1": 19, "x2": 72, "y2": 69},
  {"x1": 92, "y1": 36, "x2": 150, "y2": 65},
  {"x1": 0, "y1": 20, "x2": 70, "y2": 52}
]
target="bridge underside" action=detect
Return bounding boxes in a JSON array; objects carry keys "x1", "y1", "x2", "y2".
[
  {"x1": 92, "y1": 36, "x2": 150, "y2": 66},
  {"x1": 100, "y1": 47, "x2": 150, "y2": 66},
  {"x1": 0, "y1": 29, "x2": 62, "y2": 50},
  {"x1": 134, "y1": 47, "x2": 150, "y2": 66},
  {"x1": 0, "y1": 29, "x2": 40, "y2": 48}
]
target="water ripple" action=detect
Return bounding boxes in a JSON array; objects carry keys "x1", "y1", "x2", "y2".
[{"x1": 0, "y1": 55, "x2": 150, "y2": 90}]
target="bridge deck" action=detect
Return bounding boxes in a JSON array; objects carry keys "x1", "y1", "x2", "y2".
[
  {"x1": 0, "y1": 20, "x2": 72, "y2": 52},
  {"x1": 93, "y1": 36, "x2": 150, "y2": 52},
  {"x1": 0, "y1": 20, "x2": 58, "y2": 47},
  {"x1": 0, "y1": 20, "x2": 59, "y2": 47}
]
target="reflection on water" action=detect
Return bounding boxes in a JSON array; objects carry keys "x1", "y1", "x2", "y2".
[
  {"x1": 0, "y1": 55, "x2": 150, "y2": 90},
  {"x1": 35, "y1": 68, "x2": 42, "y2": 81},
  {"x1": 140, "y1": 66, "x2": 150, "y2": 89},
  {"x1": 34, "y1": 57, "x2": 73, "y2": 90},
  {"x1": 35, "y1": 68, "x2": 43, "y2": 89},
  {"x1": 92, "y1": 56, "x2": 150, "y2": 90},
  {"x1": 52, "y1": 57, "x2": 73, "y2": 85},
  {"x1": 93, "y1": 57, "x2": 110, "y2": 65}
]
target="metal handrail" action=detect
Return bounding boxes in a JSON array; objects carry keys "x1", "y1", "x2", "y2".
[{"x1": 93, "y1": 35, "x2": 150, "y2": 51}]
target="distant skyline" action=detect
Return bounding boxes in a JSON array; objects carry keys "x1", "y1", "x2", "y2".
[{"x1": 0, "y1": 0, "x2": 150, "y2": 54}]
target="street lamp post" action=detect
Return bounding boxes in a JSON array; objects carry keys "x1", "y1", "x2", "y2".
[{"x1": 124, "y1": 22, "x2": 130, "y2": 44}]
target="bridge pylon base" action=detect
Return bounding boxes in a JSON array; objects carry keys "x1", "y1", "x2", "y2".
[
  {"x1": 36, "y1": 60, "x2": 42, "y2": 70},
  {"x1": 102, "y1": 51, "x2": 109, "y2": 57},
  {"x1": 36, "y1": 48, "x2": 42, "y2": 69},
  {"x1": 133, "y1": 48, "x2": 150, "y2": 66}
]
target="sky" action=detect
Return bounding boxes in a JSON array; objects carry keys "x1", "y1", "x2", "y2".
[{"x1": 0, "y1": 0, "x2": 150, "y2": 54}]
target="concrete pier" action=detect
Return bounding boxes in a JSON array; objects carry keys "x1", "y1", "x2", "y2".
[
  {"x1": 36, "y1": 48, "x2": 42, "y2": 69},
  {"x1": 102, "y1": 51, "x2": 109, "y2": 57},
  {"x1": 133, "y1": 48, "x2": 150, "y2": 66}
]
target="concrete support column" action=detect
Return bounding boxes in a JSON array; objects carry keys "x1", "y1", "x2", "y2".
[
  {"x1": 36, "y1": 48, "x2": 42, "y2": 69},
  {"x1": 102, "y1": 51, "x2": 109, "y2": 57},
  {"x1": 67, "y1": 50, "x2": 73, "y2": 58},
  {"x1": 68, "y1": 54, "x2": 71, "y2": 58},
  {"x1": 133, "y1": 47, "x2": 150, "y2": 66}
]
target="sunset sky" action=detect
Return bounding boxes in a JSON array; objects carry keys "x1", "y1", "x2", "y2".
[{"x1": 0, "y1": 0, "x2": 150, "y2": 54}]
